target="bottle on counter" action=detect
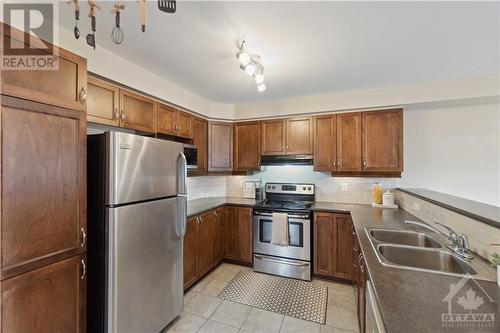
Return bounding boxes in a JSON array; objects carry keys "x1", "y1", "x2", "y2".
[{"x1": 373, "y1": 183, "x2": 383, "y2": 204}]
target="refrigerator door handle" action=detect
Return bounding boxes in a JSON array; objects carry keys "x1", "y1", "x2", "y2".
[
  {"x1": 177, "y1": 196, "x2": 187, "y2": 238},
  {"x1": 177, "y1": 152, "x2": 187, "y2": 196}
]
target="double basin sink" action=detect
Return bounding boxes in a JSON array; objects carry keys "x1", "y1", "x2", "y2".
[{"x1": 366, "y1": 228, "x2": 480, "y2": 277}]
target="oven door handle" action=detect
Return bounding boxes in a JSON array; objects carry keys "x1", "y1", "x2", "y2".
[
  {"x1": 254, "y1": 255, "x2": 309, "y2": 267},
  {"x1": 254, "y1": 212, "x2": 310, "y2": 219}
]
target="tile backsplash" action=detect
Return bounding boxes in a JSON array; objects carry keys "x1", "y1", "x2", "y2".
[
  {"x1": 396, "y1": 190, "x2": 499, "y2": 259},
  {"x1": 188, "y1": 166, "x2": 398, "y2": 204}
]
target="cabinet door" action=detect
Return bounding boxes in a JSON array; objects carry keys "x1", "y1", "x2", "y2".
[
  {"x1": 197, "y1": 213, "x2": 215, "y2": 277},
  {"x1": 157, "y1": 103, "x2": 177, "y2": 136},
  {"x1": 238, "y1": 207, "x2": 253, "y2": 263},
  {"x1": 362, "y1": 109, "x2": 403, "y2": 172},
  {"x1": 208, "y1": 122, "x2": 233, "y2": 172},
  {"x1": 352, "y1": 227, "x2": 359, "y2": 287},
  {"x1": 337, "y1": 113, "x2": 362, "y2": 172},
  {"x1": 332, "y1": 214, "x2": 354, "y2": 281},
  {"x1": 119, "y1": 90, "x2": 156, "y2": 133},
  {"x1": 313, "y1": 115, "x2": 336, "y2": 171},
  {"x1": 177, "y1": 111, "x2": 193, "y2": 139},
  {"x1": 261, "y1": 119, "x2": 286, "y2": 155},
  {"x1": 213, "y1": 209, "x2": 225, "y2": 265},
  {"x1": 224, "y1": 207, "x2": 239, "y2": 260},
  {"x1": 1, "y1": 25, "x2": 87, "y2": 112},
  {"x1": 234, "y1": 121, "x2": 261, "y2": 171},
  {"x1": 192, "y1": 117, "x2": 208, "y2": 172},
  {"x1": 1, "y1": 254, "x2": 86, "y2": 333},
  {"x1": 286, "y1": 117, "x2": 313, "y2": 155},
  {"x1": 313, "y1": 212, "x2": 333, "y2": 276},
  {"x1": 357, "y1": 254, "x2": 367, "y2": 333},
  {"x1": 1, "y1": 97, "x2": 86, "y2": 279},
  {"x1": 87, "y1": 77, "x2": 120, "y2": 126},
  {"x1": 183, "y1": 217, "x2": 198, "y2": 289}
]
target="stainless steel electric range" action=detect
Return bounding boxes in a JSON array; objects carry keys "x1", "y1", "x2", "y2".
[{"x1": 253, "y1": 182, "x2": 314, "y2": 281}]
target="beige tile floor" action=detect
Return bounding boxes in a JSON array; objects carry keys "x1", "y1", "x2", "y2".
[{"x1": 165, "y1": 263, "x2": 359, "y2": 333}]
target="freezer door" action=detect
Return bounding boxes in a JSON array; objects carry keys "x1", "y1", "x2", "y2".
[
  {"x1": 106, "y1": 197, "x2": 184, "y2": 333},
  {"x1": 107, "y1": 131, "x2": 184, "y2": 205}
]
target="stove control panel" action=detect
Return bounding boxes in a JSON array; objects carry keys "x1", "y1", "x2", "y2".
[{"x1": 265, "y1": 183, "x2": 314, "y2": 195}]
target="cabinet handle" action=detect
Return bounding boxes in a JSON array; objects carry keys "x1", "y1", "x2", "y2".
[
  {"x1": 121, "y1": 110, "x2": 125, "y2": 121},
  {"x1": 79, "y1": 87, "x2": 87, "y2": 104},
  {"x1": 363, "y1": 159, "x2": 367, "y2": 168},
  {"x1": 81, "y1": 227, "x2": 86, "y2": 247},
  {"x1": 114, "y1": 108, "x2": 119, "y2": 120},
  {"x1": 81, "y1": 259, "x2": 86, "y2": 280},
  {"x1": 338, "y1": 159, "x2": 341, "y2": 167},
  {"x1": 286, "y1": 145, "x2": 289, "y2": 150}
]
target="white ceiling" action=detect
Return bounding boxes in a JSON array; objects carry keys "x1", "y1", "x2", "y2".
[{"x1": 59, "y1": 1, "x2": 499, "y2": 104}]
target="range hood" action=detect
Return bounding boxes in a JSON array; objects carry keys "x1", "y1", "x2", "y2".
[{"x1": 261, "y1": 155, "x2": 313, "y2": 166}]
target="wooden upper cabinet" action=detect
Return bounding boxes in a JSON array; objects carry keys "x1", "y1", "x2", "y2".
[
  {"x1": 119, "y1": 90, "x2": 156, "y2": 133},
  {"x1": 234, "y1": 121, "x2": 261, "y2": 171},
  {"x1": 286, "y1": 117, "x2": 313, "y2": 155},
  {"x1": 183, "y1": 217, "x2": 198, "y2": 289},
  {"x1": 362, "y1": 109, "x2": 403, "y2": 172},
  {"x1": 336, "y1": 113, "x2": 362, "y2": 172},
  {"x1": 332, "y1": 214, "x2": 354, "y2": 281},
  {"x1": 177, "y1": 111, "x2": 193, "y2": 138},
  {"x1": 208, "y1": 122, "x2": 233, "y2": 172},
  {"x1": 157, "y1": 104, "x2": 193, "y2": 138},
  {"x1": 313, "y1": 115, "x2": 336, "y2": 171},
  {"x1": 1, "y1": 97, "x2": 86, "y2": 279},
  {"x1": 1, "y1": 254, "x2": 86, "y2": 333},
  {"x1": 261, "y1": 119, "x2": 286, "y2": 155},
  {"x1": 1, "y1": 24, "x2": 87, "y2": 112},
  {"x1": 237, "y1": 207, "x2": 253, "y2": 264},
  {"x1": 157, "y1": 103, "x2": 177, "y2": 135},
  {"x1": 87, "y1": 77, "x2": 120, "y2": 126},
  {"x1": 192, "y1": 117, "x2": 208, "y2": 172},
  {"x1": 313, "y1": 212, "x2": 334, "y2": 276}
]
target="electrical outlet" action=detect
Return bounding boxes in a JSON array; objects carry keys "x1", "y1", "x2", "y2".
[
  {"x1": 341, "y1": 183, "x2": 348, "y2": 192},
  {"x1": 239, "y1": 180, "x2": 244, "y2": 189}
]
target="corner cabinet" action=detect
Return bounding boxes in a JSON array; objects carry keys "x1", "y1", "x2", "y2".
[
  {"x1": 234, "y1": 121, "x2": 261, "y2": 171},
  {"x1": 313, "y1": 212, "x2": 354, "y2": 282},
  {"x1": 208, "y1": 122, "x2": 233, "y2": 172}
]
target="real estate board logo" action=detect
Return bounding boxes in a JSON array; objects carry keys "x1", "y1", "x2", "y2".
[
  {"x1": 441, "y1": 273, "x2": 496, "y2": 329},
  {"x1": 1, "y1": 0, "x2": 59, "y2": 70}
]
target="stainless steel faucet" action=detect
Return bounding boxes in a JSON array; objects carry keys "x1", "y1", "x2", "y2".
[{"x1": 404, "y1": 220, "x2": 473, "y2": 260}]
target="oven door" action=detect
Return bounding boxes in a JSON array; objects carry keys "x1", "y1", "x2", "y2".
[{"x1": 253, "y1": 213, "x2": 310, "y2": 261}]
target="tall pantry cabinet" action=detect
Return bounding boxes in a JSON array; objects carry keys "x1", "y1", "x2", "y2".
[{"x1": 1, "y1": 24, "x2": 87, "y2": 333}]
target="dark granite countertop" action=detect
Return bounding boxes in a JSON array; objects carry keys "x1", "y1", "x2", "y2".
[
  {"x1": 399, "y1": 188, "x2": 500, "y2": 229},
  {"x1": 312, "y1": 201, "x2": 499, "y2": 332},
  {"x1": 187, "y1": 197, "x2": 260, "y2": 217}
]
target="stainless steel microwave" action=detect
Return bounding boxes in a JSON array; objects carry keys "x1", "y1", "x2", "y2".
[{"x1": 184, "y1": 144, "x2": 198, "y2": 170}]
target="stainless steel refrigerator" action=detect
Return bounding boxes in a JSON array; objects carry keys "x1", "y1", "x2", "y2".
[{"x1": 87, "y1": 131, "x2": 187, "y2": 333}]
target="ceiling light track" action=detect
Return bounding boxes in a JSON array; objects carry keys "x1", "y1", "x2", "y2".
[{"x1": 237, "y1": 40, "x2": 266, "y2": 92}]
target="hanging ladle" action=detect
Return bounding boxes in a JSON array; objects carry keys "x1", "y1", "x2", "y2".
[
  {"x1": 111, "y1": 3, "x2": 125, "y2": 44},
  {"x1": 86, "y1": 0, "x2": 100, "y2": 50},
  {"x1": 67, "y1": 0, "x2": 80, "y2": 39}
]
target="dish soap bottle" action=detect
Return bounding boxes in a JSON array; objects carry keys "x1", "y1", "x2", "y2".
[{"x1": 373, "y1": 183, "x2": 383, "y2": 204}]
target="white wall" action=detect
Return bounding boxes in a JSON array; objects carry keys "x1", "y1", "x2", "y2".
[
  {"x1": 234, "y1": 75, "x2": 499, "y2": 120},
  {"x1": 398, "y1": 99, "x2": 500, "y2": 207}
]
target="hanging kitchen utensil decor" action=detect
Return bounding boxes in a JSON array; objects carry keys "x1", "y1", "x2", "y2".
[
  {"x1": 67, "y1": 0, "x2": 81, "y2": 39},
  {"x1": 140, "y1": 0, "x2": 146, "y2": 32},
  {"x1": 86, "y1": 0, "x2": 101, "y2": 50},
  {"x1": 111, "y1": 3, "x2": 125, "y2": 44},
  {"x1": 158, "y1": 0, "x2": 176, "y2": 13}
]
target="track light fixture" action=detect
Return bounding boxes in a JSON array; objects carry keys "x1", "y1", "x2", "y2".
[{"x1": 236, "y1": 40, "x2": 266, "y2": 92}]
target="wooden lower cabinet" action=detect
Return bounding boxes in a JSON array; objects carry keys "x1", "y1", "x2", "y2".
[
  {"x1": 357, "y1": 253, "x2": 367, "y2": 333},
  {"x1": 1, "y1": 254, "x2": 86, "y2": 333},
  {"x1": 183, "y1": 205, "x2": 253, "y2": 290},
  {"x1": 313, "y1": 212, "x2": 354, "y2": 282},
  {"x1": 183, "y1": 217, "x2": 199, "y2": 289}
]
